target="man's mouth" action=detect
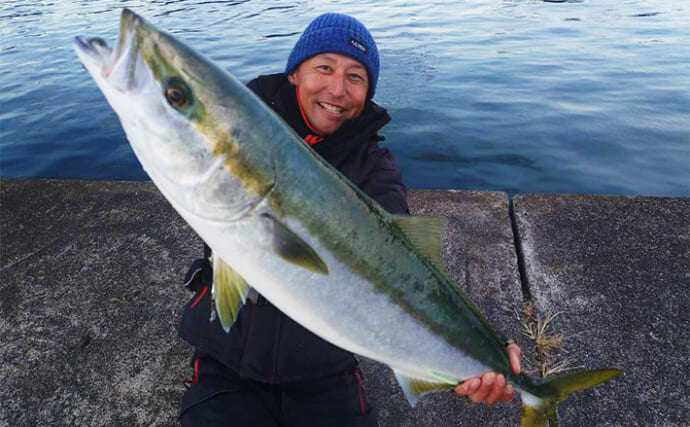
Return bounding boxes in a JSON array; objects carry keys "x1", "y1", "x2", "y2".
[{"x1": 318, "y1": 102, "x2": 345, "y2": 114}]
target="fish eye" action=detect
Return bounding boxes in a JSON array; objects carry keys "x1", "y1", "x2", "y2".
[
  {"x1": 166, "y1": 87, "x2": 186, "y2": 107},
  {"x1": 164, "y1": 78, "x2": 192, "y2": 109}
]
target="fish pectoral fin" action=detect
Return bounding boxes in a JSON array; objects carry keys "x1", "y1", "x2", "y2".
[
  {"x1": 212, "y1": 256, "x2": 251, "y2": 333},
  {"x1": 393, "y1": 369, "x2": 457, "y2": 407},
  {"x1": 392, "y1": 215, "x2": 448, "y2": 273},
  {"x1": 260, "y1": 213, "x2": 328, "y2": 275}
]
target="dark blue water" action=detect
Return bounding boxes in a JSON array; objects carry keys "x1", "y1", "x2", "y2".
[{"x1": 1, "y1": 0, "x2": 688, "y2": 196}]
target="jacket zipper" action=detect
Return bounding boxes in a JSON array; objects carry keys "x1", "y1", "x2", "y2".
[{"x1": 270, "y1": 313, "x2": 283, "y2": 384}]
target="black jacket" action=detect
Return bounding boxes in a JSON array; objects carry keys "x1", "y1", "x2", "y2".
[{"x1": 179, "y1": 73, "x2": 409, "y2": 383}]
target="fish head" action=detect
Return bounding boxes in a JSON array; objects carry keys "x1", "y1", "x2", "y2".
[{"x1": 74, "y1": 9, "x2": 273, "y2": 220}]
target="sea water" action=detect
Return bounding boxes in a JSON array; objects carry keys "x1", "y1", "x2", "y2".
[{"x1": 1, "y1": 0, "x2": 688, "y2": 196}]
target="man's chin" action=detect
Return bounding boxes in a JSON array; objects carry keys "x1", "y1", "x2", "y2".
[{"x1": 312, "y1": 120, "x2": 343, "y2": 136}]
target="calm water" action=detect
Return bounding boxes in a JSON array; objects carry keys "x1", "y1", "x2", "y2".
[{"x1": 1, "y1": 0, "x2": 688, "y2": 196}]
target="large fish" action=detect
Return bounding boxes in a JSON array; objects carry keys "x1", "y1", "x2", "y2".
[{"x1": 74, "y1": 9, "x2": 621, "y2": 426}]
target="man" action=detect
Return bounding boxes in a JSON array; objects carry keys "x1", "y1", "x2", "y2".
[{"x1": 178, "y1": 13, "x2": 521, "y2": 426}]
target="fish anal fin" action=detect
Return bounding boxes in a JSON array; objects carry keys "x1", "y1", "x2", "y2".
[
  {"x1": 393, "y1": 369, "x2": 457, "y2": 407},
  {"x1": 213, "y1": 257, "x2": 251, "y2": 333},
  {"x1": 392, "y1": 215, "x2": 447, "y2": 273},
  {"x1": 260, "y1": 213, "x2": 328, "y2": 275}
]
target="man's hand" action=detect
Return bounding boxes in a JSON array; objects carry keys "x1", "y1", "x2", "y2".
[{"x1": 453, "y1": 343, "x2": 521, "y2": 405}]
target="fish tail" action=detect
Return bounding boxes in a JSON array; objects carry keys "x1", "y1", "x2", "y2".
[{"x1": 521, "y1": 368, "x2": 623, "y2": 427}]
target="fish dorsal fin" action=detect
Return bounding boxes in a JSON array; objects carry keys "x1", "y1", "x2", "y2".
[
  {"x1": 392, "y1": 215, "x2": 447, "y2": 272},
  {"x1": 260, "y1": 213, "x2": 328, "y2": 275},
  {"x1": 212, "y1": 256, "x2": 251, "y2": 333},
  {"x1": 393, "y1": 369, "x2": 457, "y2": 407}
]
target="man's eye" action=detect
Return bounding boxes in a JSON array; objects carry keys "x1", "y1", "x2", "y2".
[
  {"x1": 317, "y1": 65, "x2": 331, "y2": 72},
  {"x1": 349, "y1": 74, "x2": 365, "y2": 82}
]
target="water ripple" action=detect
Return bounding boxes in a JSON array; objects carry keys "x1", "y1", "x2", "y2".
[
  {"x1": 264, "y1": 32, "x2": 300, "y2": 39},
  {"x1": 631, "y1": 12, "x2": 661, "y2": 17}
]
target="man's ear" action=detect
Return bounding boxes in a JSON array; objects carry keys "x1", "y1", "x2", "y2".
[{"x1": 287, "y1": 71, "x2": 297, "y2": 85}]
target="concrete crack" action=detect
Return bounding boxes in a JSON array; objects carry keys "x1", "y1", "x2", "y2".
[{"x1": 508, "y1": 197, "x2": 532, "y2": 301}]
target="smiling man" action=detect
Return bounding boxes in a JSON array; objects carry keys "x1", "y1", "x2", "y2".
[
  {"x1": 288, "y1": 53, "x2": 368, "y2": 136},
  {"x1": 178, "y1": 13, "x2": 520, "y2": 426}
]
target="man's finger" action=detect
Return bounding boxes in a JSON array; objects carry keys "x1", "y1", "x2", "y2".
[
  {"x1": 500, "y1": 384, "x2": 515, "y2": 402},
  {"x1": 485, "y1": 374, "x2": 505, "y2": 405},
  {"x1": 454, "y1": 378, "x2": 479, "y2": 396},
  {"x1": 508, "y1": 343, "x2": 521, "y2": 374},
  {"x1": 469, "y1": 372, "x2": 494, "y2": 403}
]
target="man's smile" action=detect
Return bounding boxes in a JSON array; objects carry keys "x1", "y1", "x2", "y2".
[{"x1": 317, "y1": 102, "x2": 345, "y2": 114}]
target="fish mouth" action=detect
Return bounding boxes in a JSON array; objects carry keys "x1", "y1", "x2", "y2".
[
  {"x1": 73, "y1": 8, "x2": 145, "y2": 90},
  {"x1": 73, "y1": 35, "x2": 113, "y2": 68}
]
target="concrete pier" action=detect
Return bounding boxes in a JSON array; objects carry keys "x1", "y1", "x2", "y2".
[{"x1": 1, "y1": 179, "x2": 688, "y2": 426}]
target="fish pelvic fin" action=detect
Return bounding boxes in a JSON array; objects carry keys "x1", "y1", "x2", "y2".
[
  {"x1": 260, "y1": 213, "x2": 328, "y2": 275},
  {"x1": 393, "y1": 369, "x2": 457, "y2": 407},
  {"x1": 521, "y1": 368, "x2": 623, "y2": 427},
  {"x1": 212, "y1": 257, "x2": 251, "y2": 333}
]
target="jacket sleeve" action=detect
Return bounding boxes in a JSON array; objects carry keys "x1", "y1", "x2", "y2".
[{"x1": 360, "y1": 144, "x2": 410, "y2": 215}]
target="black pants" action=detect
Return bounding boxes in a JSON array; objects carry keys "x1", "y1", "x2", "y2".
[{"x1": 180, "y1": 353, "x2": 379, "y2": 427}]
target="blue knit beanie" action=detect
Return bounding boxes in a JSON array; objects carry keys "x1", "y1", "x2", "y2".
[{"x1": 285, "y1": 13, "x2": 379, "y2": 98}]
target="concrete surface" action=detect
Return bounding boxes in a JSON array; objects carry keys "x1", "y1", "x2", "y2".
[
  {"x1": 513, "y1": 194, "x2": 690, "y2": 426},
  {"x1": 0, "y1": 180, "x2": 201, "y2": 426},
  {"x1": 1, "y1": 179, "x2": 688, "y2": 426}
]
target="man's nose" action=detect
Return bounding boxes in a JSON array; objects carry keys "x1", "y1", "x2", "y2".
[{"x1": 327, "y1": 73, "x2": 346, "y2": 97}]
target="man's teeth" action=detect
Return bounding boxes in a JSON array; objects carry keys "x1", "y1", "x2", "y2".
[{"x1": 319, "y1": 102, "x2": 344, "y2": 113}]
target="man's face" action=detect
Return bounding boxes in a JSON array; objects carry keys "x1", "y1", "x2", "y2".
[{"x1": 288, "y1": 53, "x2": 369, "y2": 136}]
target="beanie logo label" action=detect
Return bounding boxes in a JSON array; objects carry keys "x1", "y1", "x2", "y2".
[{"x1": 349, "y1": 38, "x2": 367, "y2": 54}]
